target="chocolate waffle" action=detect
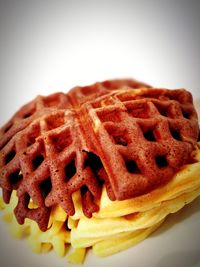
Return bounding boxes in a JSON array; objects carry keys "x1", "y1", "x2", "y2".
[
  {"x1": 68, "y1": 78, "x2": 151, "y2": 106},
  {"x1": 0, "y1": 80, "x2": 199, "y2": 232}
]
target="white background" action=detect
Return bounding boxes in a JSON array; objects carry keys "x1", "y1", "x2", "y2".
[
  {"x1": 0, "y1": 0, "x2": 200, "y2": 125},
  {"x1": 0, "y1": 1, "x2": 200, "y2": 267}
]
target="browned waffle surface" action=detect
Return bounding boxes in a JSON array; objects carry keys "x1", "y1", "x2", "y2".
[
  {"x1": 0, "y1": 80, "x2": 199, "y2": 231},
  {"x1": 68, "y1": 78, "x2": 151, "y2": 106}
]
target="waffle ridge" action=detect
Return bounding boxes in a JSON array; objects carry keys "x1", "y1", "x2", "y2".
[{"x1": 0, "y1": 79, "x2": 199, "y2": 231}]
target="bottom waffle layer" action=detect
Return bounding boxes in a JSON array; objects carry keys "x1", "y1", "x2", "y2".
[{"x1": 0, "y1": 143, "x2": 200, "y2": 264}]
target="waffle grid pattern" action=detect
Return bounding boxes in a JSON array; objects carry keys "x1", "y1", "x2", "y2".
[
  {"x1": 0, "y1": 80, "x2": 199, "y2": 231},
  {"x1": 84, "y1": 89, "x2": 198, "y2": 201}
]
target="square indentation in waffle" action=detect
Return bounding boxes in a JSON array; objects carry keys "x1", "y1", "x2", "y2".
[
  {"x1": 45, "y1": 113, "x2": 65, "y2": 131},
  {"x1": 125, "y1": 101, "x2": 152, "y2": 119},
  {"x1": 42, "y1": 93, "x2": 72, "y2": 109},
  {"x1": 105, "y1": 125, "x2": 130, "y2": 147},
  {"x1": 97, "y1": 108, "x2": 122, "y2": 123},
  {"x1": 49, "y1": 128, "x2": 73, "y2": 153}
]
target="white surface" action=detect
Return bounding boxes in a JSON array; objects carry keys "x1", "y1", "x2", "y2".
[{"x1": 0, "y1": 1, "x2": 200, "y2": 267}]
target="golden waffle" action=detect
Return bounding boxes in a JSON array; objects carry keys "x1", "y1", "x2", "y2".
[{"x1": 0, "y1": 79, "x2": 199, "y2": 234}]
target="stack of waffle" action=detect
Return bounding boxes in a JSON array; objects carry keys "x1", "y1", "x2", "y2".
[{"x1": 0, "y1": 79, "x2": 199, "y2": 263}]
